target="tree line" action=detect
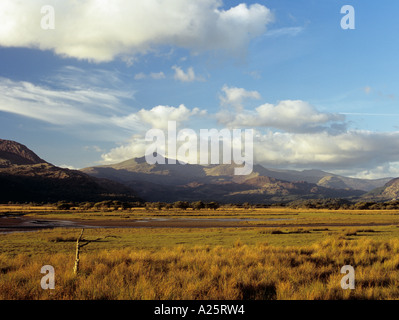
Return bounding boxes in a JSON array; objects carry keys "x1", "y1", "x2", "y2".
[
  {"x1": 9, "y1": 198, "x2": 399, "y2": 211},
  {"x1": 53, "y1": 200, "x2": 221, "y2": 211}
]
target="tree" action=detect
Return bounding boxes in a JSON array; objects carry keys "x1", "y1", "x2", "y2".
[
  {"x1": 56, "y1": 201, "x2": 73, "y2": 210},
  {"x1": 155, "y1": 202, "x2": 164, "y2": 210},
  {"x1": 173, "y1": 201, "x2": 190, "y2": 210},
  {"x1": 192, "y1": 201, "x2": 205, "y2": 210},
  {"x1": 206, "y1": 201, "x2": 220, "y2": 210},
  {"x1": 242, "y1": 202, "x2": 251, "y2": 209}
]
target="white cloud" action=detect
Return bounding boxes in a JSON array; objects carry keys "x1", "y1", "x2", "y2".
[
  {"x1": 265, "y1": 26, "x2": 304, "y2": 37},
  {"x1": 99, "y1": 124, "x2": 399, "y2": 178},
  {"x1": 0, "y1": 76, "x2": 206, "y2": 138},
  {"x1": 351, "y1": 163, "x2": 399, "y2": 180},
  {"x1": 0, "y1": 1, "x2": 274, "y2": 62},
  {"x1": 252, "y1": 130, "x2": 399, "y2": 173},
  {"x1": 172, "y1": 66, "x2": 203, "y2": 82},
  {"x1": 246, "y1": 71, "x2": 261, "y2": 79},
  {"x1": 253, "y1": 100, "x2": 344, "y2": 133},
  {"x1": 134, "y1": 72, "x2": 165, "y2": 80},
  {"x1": 84, "y1": 145, "x2": 105, "y2": 153},
  {"x1": 137, "y1": 104, "x2": 206, "y2": 129},
  {"x1": 134, "y1": 73, "x2": 146, "y2": 80},
  {"x1": 150, "y1": 72, "x2": 166, "y2": 80},
  {"x1": 218, "y1": 86, "x2": 345, "y2": 133},
  {"x1": 58, "y1": 164, "x2": 79, "y2": 170},
  {"x1": 101, "y1": 136, "x2": 148, "y2": 164},
  {"x1": 0, "y1": 77, "x2": 118, "y2": 126},
  {"x1": 219, "y1": 85, "x2": 261, "y2": 111}
]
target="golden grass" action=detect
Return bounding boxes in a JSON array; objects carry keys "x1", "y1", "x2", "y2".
[{"x1": 2, "y1": 237, "x2": 399, "y2": 300}]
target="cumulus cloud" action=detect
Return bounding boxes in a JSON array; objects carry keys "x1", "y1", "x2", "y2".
[
  {"x1": 99, "y1": 123, "x2": 399, "y2": 176},
  {"x1": 219, "y1": 85, "x2": 261, "y2": 111},
  {"x1": 101, "y1": 129, "x2": 202, "y2": 164},
  {"x1": 101, "y1": 135, "x2": 149, "y2": 164},
  {"x1": 252, "y1": 130, "x2": 399, "y2": 173},
  {"x1": 218, "y1": 86, "x2": 345, "y2": 133},
  {"x1": 134, "y1": 104, "x2": 205, "y2": 130},
  {"x1": 0, "y1": 0, "x2": 273, "y2": 62},
  {"x1": 110, "y1": 104, "x2": 206, "y2": 132},
  {"x1": 172, "y1": 66, "x2": 203, "y2": 82}
]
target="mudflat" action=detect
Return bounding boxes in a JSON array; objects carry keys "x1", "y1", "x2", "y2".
[{"x1": 1, "y1": 214, "x2": 397, "y2": 232}]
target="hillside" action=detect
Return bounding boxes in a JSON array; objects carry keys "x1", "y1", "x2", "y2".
[
  {"x1": 0, "y1": 139, "x2": 141, "y2": 203},
  {"x1": 363, "y1": 177, "x2": 399, "y2": 201}
]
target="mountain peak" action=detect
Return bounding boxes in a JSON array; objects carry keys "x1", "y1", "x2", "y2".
[{"x1": 0, "y1": 139, "x2": 47, "y2": 167}]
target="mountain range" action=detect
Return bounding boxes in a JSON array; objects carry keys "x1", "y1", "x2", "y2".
[
  {"x1": 1, "y1": 138, "x2": 398, "y2": 204},
  {"x1": 81, "y1": 154, "x2": 393, "y2": 203}
]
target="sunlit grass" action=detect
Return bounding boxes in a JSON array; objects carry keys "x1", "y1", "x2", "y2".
[{"x1": 2, "y1": 237, "x2": 399, "y2": 300}]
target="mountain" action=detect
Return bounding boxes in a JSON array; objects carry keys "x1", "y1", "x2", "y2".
[
  {"x1": 0, "y1": 139, "x2": 141, "y2": 203},
  {"x1": 81, "y1": 156, "x2": 367, "y2": 204}
]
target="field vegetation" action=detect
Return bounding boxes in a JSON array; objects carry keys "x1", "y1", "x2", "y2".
[{"x1": 2, "y1": 204, "x2": 399, "y2": 300}]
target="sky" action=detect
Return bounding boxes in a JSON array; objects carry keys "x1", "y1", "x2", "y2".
[{"x1": 1, "y1": 0, "x2": 399, "y2": 179}]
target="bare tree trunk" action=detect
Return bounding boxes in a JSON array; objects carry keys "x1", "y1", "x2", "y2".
[{"x1": 73, "y1": 229, "x2": 84, "y2": 275}]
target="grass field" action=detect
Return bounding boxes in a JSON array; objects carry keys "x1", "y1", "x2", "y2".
[{"x1": 1, "y1": 205, "x2": 399, "y2": 300}]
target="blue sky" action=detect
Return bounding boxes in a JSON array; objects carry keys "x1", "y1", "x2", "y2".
[{"x1": 1, "y1": 0, "x2": 399, "y2": 179}]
